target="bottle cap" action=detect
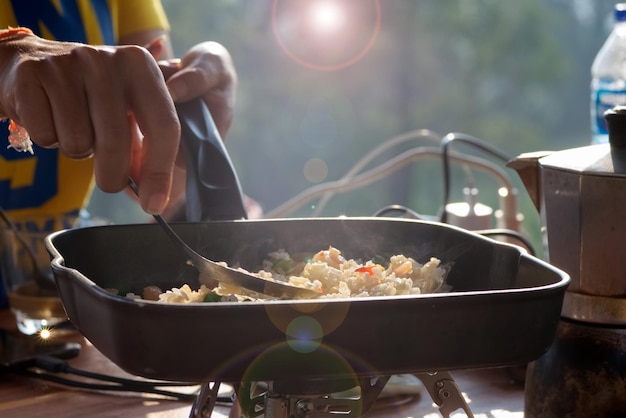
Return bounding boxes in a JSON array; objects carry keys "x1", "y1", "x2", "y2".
[
  {"x1": 605, "y1": 106, "x2": 626, "y2": 148},
  {"x1": 616, "y1": 3, "x2": 626, "y2": 22}
]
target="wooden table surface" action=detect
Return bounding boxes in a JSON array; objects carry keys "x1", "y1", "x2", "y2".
[{"x1": 0, "y1": 309, "x2": 526, "y2": 417}]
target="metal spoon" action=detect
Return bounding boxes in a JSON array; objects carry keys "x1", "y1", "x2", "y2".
[{"x1": 128, "y1": 178, "x2": 318, "y2": 299}]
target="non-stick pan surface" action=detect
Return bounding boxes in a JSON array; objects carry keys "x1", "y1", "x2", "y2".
[{"x1": 46, "y1": 217, "x2": 568, "y2": 383}]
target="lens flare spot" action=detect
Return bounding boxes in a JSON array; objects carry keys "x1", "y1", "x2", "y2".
[
  {"x1": 286, "y1": 316, "x2": 323, "y2": 353},
  {"x1": 310, "y1": 1, "x2": 345, "y2": 33},
  {"x1": 272, "y1": 0, "x2": 381, "y2": 71},
  {"x1": 264, "y1": 301, "x2": 350, "y2": 337},
  {"x1": 303, "y1": 158, "x2": 328, "y2": 183}
]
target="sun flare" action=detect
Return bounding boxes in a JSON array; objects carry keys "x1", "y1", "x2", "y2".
[{"x1": 309, "y1": 1, "x2": 345, "y2": 33}]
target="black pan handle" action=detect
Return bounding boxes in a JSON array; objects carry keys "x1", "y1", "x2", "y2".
[{"x1": 176, "y1": 98, "x2": 248, "y2": 221}]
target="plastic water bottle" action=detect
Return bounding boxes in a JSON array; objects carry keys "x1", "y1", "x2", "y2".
[{"x1": 591, "y1": 3, "x2": 626, "y2": 144}]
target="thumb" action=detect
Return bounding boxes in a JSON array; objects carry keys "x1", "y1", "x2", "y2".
[{"x1": 144, "y1": 35, "x2": 166, "y2": 60}]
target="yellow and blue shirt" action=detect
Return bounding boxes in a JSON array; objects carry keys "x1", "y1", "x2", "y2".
[{"x1": 0, "y1": 0, "x2": 169, "y2": 232}]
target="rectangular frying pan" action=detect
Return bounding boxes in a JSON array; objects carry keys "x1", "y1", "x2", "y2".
[{"x1": 45, "y1": 217, "x2": 568, "y2": 384}]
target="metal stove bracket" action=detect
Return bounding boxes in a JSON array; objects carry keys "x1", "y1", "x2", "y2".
[
  {"x1": 229, "y1": 375, "x2": 391, "y2": 418},
  {"x1": 415, "y1": 371, "x2": 474, "y2": 418},
  {"x1": 189, "y1": 381, "x2": 221, "y2": 418}
]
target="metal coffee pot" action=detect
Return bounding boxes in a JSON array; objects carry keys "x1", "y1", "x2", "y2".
[
  {"x1": 509, "y1": 107, "x2": 626, "y2": 321},
  {"x1": 508, "y1": 107, "x2": 626, "y2": 417}
]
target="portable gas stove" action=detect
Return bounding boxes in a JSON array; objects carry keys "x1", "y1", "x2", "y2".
[{"x1": 190, "y1": 371, "x2": 470, "y2": 417}]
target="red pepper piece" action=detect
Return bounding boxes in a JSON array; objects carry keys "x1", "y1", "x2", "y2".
[{"x1": 355, "y1": 266, "x2": 376, "y2": 275}]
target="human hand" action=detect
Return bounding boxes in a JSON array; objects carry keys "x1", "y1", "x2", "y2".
[
  {"x1": 0, "y1": 33, "x2": 180, "y2": 215},
  {"x1": 158, "y1": 41, "x2": 237, "y2": 139}
]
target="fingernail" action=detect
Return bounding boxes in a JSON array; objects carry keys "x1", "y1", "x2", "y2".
[{"x1": 146, "y1": 193, "x2": 168, "y2": 215}]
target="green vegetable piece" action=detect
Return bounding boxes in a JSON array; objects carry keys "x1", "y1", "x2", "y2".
[
  {"x1": 203, "y1": 292, "x2": 222, "y2": 303},
  {"x1": 273, "y1": 258, "x2": 297, "y2": 274},
  {"x1": 371, "y1": 255, "x2": 388, "y2": 267}
]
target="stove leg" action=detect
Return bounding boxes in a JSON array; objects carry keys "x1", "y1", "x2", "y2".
[
  {"x1": 189, "y1": 382, "x2": 221, "y2": 418},
  {"x1": 228, "y1": 400, "x2": 242, "y2": 418}
]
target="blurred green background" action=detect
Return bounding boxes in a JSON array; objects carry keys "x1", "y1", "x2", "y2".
[{"x1": 87, "y1": 0, "x2": 617, "y2": 254}]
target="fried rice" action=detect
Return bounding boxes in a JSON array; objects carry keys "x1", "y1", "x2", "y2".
[{"x1": 131, "y1": 246, "x2": 447, "y2": 303}]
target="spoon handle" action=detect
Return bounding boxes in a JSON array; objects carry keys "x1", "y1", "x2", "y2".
[
  {"x1": 177, "y1": 98, "x2": 248, "y2": 221},
  {"x1": 127, "y1": 178, "x2": 195, "y2": 258}
]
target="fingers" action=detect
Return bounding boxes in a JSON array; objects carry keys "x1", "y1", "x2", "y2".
[
  {"x1": 83, "y1": 47, "x2": 133, "y2": 190},
  {"x1": 163, "y1": 41, "x2": 237, "y2": 138},
  {"x1": 11, "y1": 68, "x2": 56, "y2": 148},
  {"x1": 46, "y1": 52, "x2": 100, "y2": 159},
  {"x1": 158, "y1": 59, "x2": 181, "y2": 83},
  {"x1": 122, "y1": 48, "x2": 180, "y2": 214},
  {"x1": 144, "y1": 35, "x2": 166, "y2": 60},
  {"x1": 167, "y1": 42, "x2": 237, "y2": 102},
  {"x1": 3, "y1": 38, "x2": 180, "y2": 215}
]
